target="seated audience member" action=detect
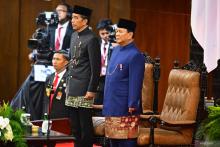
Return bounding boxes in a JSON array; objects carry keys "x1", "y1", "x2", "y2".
[{"x1": 43, "y1": 50, "x2": 69, "y2": 119}]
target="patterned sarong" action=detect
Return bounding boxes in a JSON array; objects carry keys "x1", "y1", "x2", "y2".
[{"x1": 105, "y1": 115, "x2": 139, "y2": 139}]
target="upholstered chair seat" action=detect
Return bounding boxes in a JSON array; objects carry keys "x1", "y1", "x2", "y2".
[
  {"x1": 142, "y1": 63, "x2": 154, "y2": 114},
  {"x1": 138, "y1": 127, "x2": 193, "y2": 145},
  {"x1": 139, "y1": 63, "x2": 155, "y2": 128},
  {"x1": 138, "y1": 68, "x2": 204, "y2": 146},
  {"x1": 92, "y1": 116, "x2": 105, "y2": 136}
]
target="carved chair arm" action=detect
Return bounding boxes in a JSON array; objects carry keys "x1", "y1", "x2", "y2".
[{"x1": 161, "y1": 119, "x2": 196, "y2": 127}]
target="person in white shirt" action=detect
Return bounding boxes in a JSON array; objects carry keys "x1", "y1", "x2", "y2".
[
  {"x1": 49, "y1": 2, "x2": 74, "y2": 51},
  {"x1": 28, "y1": 2, "x2": 74, "y2": 62},
  {"x1": 93, "y1": 19, "x2": 113, "y2": 116}
]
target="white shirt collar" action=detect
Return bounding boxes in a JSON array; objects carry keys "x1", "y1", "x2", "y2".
[
  {"x1": 59, "y1": 21, "x2": 69, "y2": 28},
  {"x1": 56, "y1": 69, "x2": 66, "y2": 78}
]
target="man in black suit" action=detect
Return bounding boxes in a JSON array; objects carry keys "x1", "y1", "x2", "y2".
[
  {"x1": 65, "y1": 5, "x2": 101, "y2": 147},
  {"x1": 43, "y1": 50, "x2": 69, "y2": 119},
  {"x1": 49, "y1": 2, "x2": 73, "y2": 51}
]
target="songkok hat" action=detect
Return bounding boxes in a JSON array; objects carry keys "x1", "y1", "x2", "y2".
[
  {"x1": 96, "y1": 19, "x2": 112, "y2": 30},
  {"x1": 73, "y1": 5, "x2": 92, "y2": 18},
  {"x1": 54, "y1": 50, "x2": 70, "y2": 61},
  {"x1": 117, "y1": 18, "x2": 136, "y2": 32}
]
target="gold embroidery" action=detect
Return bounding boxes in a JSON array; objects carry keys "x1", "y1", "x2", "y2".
[{"x1": 65, "y1": 96, "x2": 94, "y2": 108}]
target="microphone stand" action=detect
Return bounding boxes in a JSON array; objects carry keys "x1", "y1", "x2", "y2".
[
  {"x1": 46, "y1": 82, "x2": 54, "y2": 147},
  {"x1": 44, "y1": 21, "x2": 53, "y2": 146}
]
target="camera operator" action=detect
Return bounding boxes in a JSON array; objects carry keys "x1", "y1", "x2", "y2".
[
  {"x1": 28, "y1": 2, "x2": 73, "y2": 62},
  {"x1": 49, "y1": 2, "x2": 73, "y2": 51}
]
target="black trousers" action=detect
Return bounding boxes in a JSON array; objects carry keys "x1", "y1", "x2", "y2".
[
  {"x1": 69, "y1": 107, "x2": 94, "y2": 147},
  {"x1": 93, "y1": 76, "x2": 105, "y2": 116}
]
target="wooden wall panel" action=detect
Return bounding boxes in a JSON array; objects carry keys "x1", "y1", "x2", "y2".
[
  {"x1": 109, "y1": 0, "x2": 130, "y2": 23},
  {"x1": 131, "y1": 0, "x2": 191, "y2": 111},
  {"x1": 0, "y1": 0, "x2": 20, "y2": 101},
  {"x1": 49, "y1": 0, "x2": 109, "y2": 34}
]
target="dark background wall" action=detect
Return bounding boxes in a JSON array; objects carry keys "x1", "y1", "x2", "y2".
[{"x1": 0, "y1": 0, "x2": 191, "y2": 111}]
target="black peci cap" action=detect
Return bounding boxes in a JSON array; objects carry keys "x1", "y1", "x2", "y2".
[
  {"x1": 73, "y1": 5, "x2": 92, "y2": 18},
  {"x1": 96, "y1": 19, "x2": 112, "y2": 30},
  {"x1": 117, "y1": 18, "x2": 136, "y2": 32},
  {"x1": 54, "y1": 50, "x2": 70, "y2": 61}
]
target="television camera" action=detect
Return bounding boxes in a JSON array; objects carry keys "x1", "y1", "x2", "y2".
[
  {"x1": 28, "y1": 11, "x2": 59, "y2": 65},
  {"x1": 106, "y1": 24, "x2": 117, "y2": 43}
]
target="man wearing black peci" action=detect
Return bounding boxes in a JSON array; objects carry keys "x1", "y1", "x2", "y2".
[{"x1": 65, "y1": 5, "x2": 101, "y2": 147}]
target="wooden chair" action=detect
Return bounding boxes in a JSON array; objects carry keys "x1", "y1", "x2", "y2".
[
  {"x1": 142, "y1": 53, "x2": 160, "y2": 115},
  {"x1": 139, "y1": 54, "x2": 160, "y2": 129},
  {"x1": 137, "y1": 61, "x2": 207, "y2": 147}
]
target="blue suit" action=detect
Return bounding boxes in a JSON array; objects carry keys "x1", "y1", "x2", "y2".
[
  {"x1": 102, "y1": 42, "x2": 145, "y2": 147},
  {"x1": 103, "y1": 42, "x2": 145, "y2": 117}
]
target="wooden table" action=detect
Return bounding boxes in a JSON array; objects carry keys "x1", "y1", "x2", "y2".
[{"x1": 24, "y1": 128, "x2": 74, "y2": 146}]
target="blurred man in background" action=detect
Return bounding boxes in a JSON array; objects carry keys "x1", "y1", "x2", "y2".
[{"x1": 93, "y1": 19, "x2": 113, "y2": 116}]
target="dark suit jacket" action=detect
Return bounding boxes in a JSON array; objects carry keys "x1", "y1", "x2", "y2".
[
  {"x1": 49, "y1": 21, "x2": 73, "y2": 51},
  {"x1": 43, "y1": 71, "x2": 69, "y2": 119},
  {"x1": 67, "y1": 27, "x2": 101, "y2": 96}
]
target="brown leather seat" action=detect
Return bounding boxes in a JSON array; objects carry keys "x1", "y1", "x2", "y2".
[
  {"x1": 139, "y1": 62, "x2": 155, "y2": 128},
  {"x1": 138, "y1": 67, "x2": 205, "y2": 146},
  {"x1": 140, "y1": 56, "x2": 160, "y2": 129},
  {"x1": 93, "y1": 116, "x2": 105, "y2": 136},
  {"x1": 142, "y1": 63, "x2": 154, "y2": 114}
]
